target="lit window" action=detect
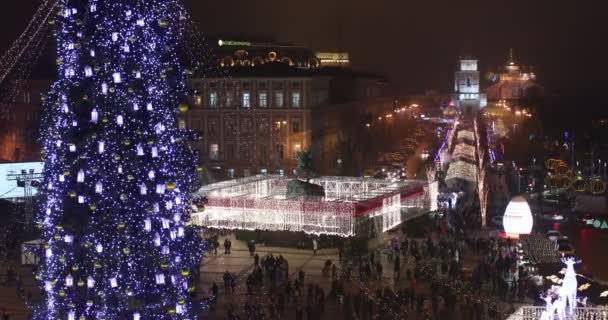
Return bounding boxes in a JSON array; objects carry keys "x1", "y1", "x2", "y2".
[
  {"x1": 209, "y1": 144, "x2": 219, "y2": 161},
  {"x1": 243, "y1": 169, "x2": 251, "y2": 177},
  {"x1": 242, "y1": 92, "x2": 251, "y2": 108},
  {"x1": 291, "y1": 92, "x2": 301, "y2": 108},
  {"x1": 292, "y1": 121, "x2": 300, "y2": 133},
  {"x1": 260, "y1": 168, "x2": 268, "y2": 175},
  {"x1": 275, "y1": 92, "x2": 284, "y2": 108},
  {"x1": 227, "y1": 169, "x2": 235, "y2": 179},
  {"x1": 209, "y1": 92, "x2": 218, "y2": 108},
  {"x1": 259, "y1": 92, "x2": 268, "y2": 108},
  {"x1": 178, "y1": 119, "x2": 186, "y2": 129},
  {"x1": 292, "y1": 143, "x2": 302, "y2": 158},
  {"x1": 195, "y1": 95, "x2": 202, "y2": 105}
]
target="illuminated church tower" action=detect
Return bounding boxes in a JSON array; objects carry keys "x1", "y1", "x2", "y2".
[{"x1": 454, "y1": 57, "x2": 487, "y2": 116}]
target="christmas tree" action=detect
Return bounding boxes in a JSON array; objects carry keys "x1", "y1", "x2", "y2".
[{"x1": 35, "y1": 0, "x2": 203, "y2": 318}]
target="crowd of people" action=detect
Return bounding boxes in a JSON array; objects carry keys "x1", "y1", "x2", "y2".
[{"x1": 201, "y1": 219, "x2": 535, "y2": 319}]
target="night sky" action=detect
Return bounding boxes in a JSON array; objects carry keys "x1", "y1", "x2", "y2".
[{"x1": 1, "y1": 1, "x2": 606, "y2": 101}]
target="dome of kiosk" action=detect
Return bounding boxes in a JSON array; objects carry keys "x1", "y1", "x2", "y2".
[{"x1": 503, "y1": 196, "x2": 533, "y2": 237}]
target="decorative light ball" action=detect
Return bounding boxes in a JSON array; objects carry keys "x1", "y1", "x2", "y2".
[
  {"x1": 123, "y1": 247, "x2": 130, "y2": 255},
  {"x1": 178, "y1": 104, "x2": 189, "y2": 113},
  {"x1": 503, "y1": 196, "x2": 533, "y2": 237},
  {"x1": 166, "y1": 182, "x2": 176, "y2": 191},
  {"x1": 196, "y1": 166, "x2": 204, "y2": 172}
]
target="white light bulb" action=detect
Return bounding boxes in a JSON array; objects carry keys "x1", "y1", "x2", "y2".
[
  {"x1": 95, "y1": 243, "x2": 103, "y2": 253},
  {"x1": 112, "y1": 72, "x2": 122, "y2": 83},
  {"x1": 95, "y1": 181, "x2": 103, "y2": 194},
  {"x1": 154, "y1": 233, "x2": 161, "y2": 246},
  {"x1": 155, "y1": 274, "x2": 164, "y2": 285},
  {"x1": 116, "y1": 115, "x2": 124, "y2": 126},
  {"x1": 91, "y1": 108, "x2": 98, "y2": 122},
  {"x1": 78, "y1": 195, "x2": 85, "y2": 204},
  {"x1": 98, "y1": 141, "x2": 105, "y2": 153},
  {"x1": 144, "y1": 218, "x2": 151, "y2": 232},
  {"x1": 148, "y1": 170, "x2": 155, "y2": 179},
  {"x1": 87, "y1": 276, "x2": 95, "y2": 288},
  {"x1": 77, "y1": 169, "x2": 85, "y2": 183}
]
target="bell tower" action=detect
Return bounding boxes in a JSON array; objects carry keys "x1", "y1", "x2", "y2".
[{"x1": 454, "y1": 57, "x2": 486, "y2": 116}]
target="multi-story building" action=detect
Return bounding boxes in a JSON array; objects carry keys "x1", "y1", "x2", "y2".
[
  {"x1": 0, "y1": 80, "x2": 51, "y2": 162},
  {"x1": 182, "y1": 63, "x2": 330, "y2": 179}
]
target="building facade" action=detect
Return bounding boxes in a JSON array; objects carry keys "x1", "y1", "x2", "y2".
[
  {"x1": 485, "y1": 50, "x2": 542, "y2": 104},
  {"x1": 0, "y1": 80, "x2": 50, "y2": 162},
  {"x1": 454, "y1": 58, "x2": 487, "y2": 116},
  {"x1": 183, "y1": 64, "x2": 330, "y2": 179}
]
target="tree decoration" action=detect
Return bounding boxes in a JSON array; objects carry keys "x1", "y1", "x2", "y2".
[{"x1": 35, "y1": 1, "x2": 203, "y2": 318}]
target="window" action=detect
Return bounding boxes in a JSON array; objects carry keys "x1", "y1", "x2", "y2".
[
  {"x1": 258, "y1": 92, "x2": 268, "y2": 108},
  {"x1": 209, "y1": 144, "x2": 219, "y2": 161},
  {"x1": 260, "y1": 168, "x2": 268, "y2": 175},
  {"x1": 291, "y1": 92, "x2": 301, "y2": 108},
  {"x1": 292, "y1": 121, "x2": 300, "y2": 133},
  {"x1": 276, "y1": 144, "x2": 284, "y2": 160},
  {"x1": 178, "y1": 119, "x2": 186, "y2": 129},
  {"x1": 225, "y1": 144, "x2": 235, "y2": 160},
  {"x1": 241, "y1": 145, "x2": 251, "y2": 162},
  {"x1": 292, "y1": 143, "x2": 302, "y2": 158},
  {"x1": 275, "y1": 92, "x2": 284, "y2": 108},
  {"x1": 243, "y1": 169, "x2": 251, "y2": 177},
  {"x1": 227, "y1": 169, "x2": 235, "y2": 179},
  {"x1": 194, "y1": 95, "x2": 202, "y2": 105},
  {"x1": 209, "y1": 92, "x2": 218, "y2": 108},
  {"x1": 242, "y1": 92, "x2": 251, "y2": 108},
  {"x1": 225, "y1": 93, "x2": 233, "y2": 107},
  {"x1": 259, "y1": 145, "x2": 268, "y2": 162},
  {"x1": 466, "y1": 78, "x2": 471, "y2": 87}
]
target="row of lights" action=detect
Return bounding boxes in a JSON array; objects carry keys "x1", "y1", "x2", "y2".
[{"x1": 367, "y1": 104, "x2": 421, "y2": 127}]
